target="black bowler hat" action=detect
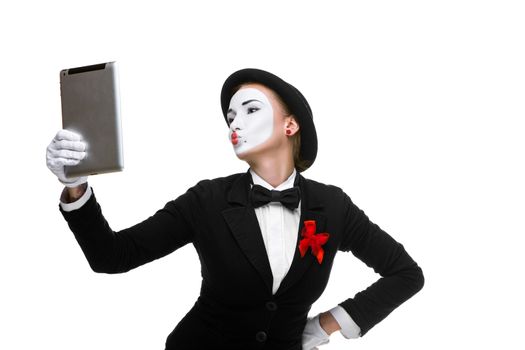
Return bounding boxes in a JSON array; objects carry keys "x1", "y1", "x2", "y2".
[{"x1": 220, "y1": 68, "x2": 318, "y2": 172}]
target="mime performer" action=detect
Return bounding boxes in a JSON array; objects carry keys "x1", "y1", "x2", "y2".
[{"x1": 46, "y1": 68, "x2": 424, "y2": 350}]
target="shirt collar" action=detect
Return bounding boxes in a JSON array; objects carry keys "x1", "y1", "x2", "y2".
[{"x1": 249, "y1": 167, "x2": 297, "y2": 191}]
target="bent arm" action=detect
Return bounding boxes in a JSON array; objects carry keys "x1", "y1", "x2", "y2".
[
  {"x1": 59, "y1": 187, "x2": 198, "y2": 274},
  {"x1": 338, "y1": 193, "x2": 425, "y2": 336}
]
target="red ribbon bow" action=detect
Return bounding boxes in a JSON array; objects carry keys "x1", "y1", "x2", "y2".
[{"x1": 298, "y1": 220, "x2": 330, "y2": 264}]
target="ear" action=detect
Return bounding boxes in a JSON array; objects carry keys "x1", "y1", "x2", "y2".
[{"x1": 284, "y1": 115, "x2": 300, "y2": 136}]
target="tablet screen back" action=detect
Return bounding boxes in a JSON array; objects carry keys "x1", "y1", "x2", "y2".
[{"x1": 60, "y1": 61, "x2": 124, "y2": 177}]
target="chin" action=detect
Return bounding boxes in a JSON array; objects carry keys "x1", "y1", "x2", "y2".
[
  {"x1": 234, "y1": 145, "x2": 260, "y2": 162},
  {"x1": 233, "y1": 139, "x2": 274, "y2": 161},
  {"x1": 235, "y1": 148, "x2": 251, "y2": 161}
]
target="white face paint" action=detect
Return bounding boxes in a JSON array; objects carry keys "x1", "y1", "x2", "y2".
[{"x1": 227, "y1": 87, "x2": 274, "y2": 156}]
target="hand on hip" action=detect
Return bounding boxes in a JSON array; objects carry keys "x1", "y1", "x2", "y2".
[{"x1": 302, "y1": 314, "x2": 330, "y2": 350}]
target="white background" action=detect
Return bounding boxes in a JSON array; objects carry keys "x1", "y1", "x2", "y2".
[{"x1": 1, "y1": 0, "x2": 524, "y2": 349}]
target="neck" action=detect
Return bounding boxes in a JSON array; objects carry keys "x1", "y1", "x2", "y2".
[{"x1": 247, "y1": 153, "x2": 295, "y2": 188}]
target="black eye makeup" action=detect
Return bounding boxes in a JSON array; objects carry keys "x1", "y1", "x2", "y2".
[
  {"x1": 227, "y1": 97, "x2": 265, "y2": 125},
  {"x1": 243, "y1": 100, "x2": 263, "y2": 115},
  {"x1": 226, "y1": 110, "x2": 236, "y2": 125},
  {"x1": 247, "y1": 106, "x2": 260, "y2": 114}
]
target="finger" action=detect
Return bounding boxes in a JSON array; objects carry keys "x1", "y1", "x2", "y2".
[
  {"x1": 53, "y1": 139, "x2": 87, "y2": 152},
  {"x1": 49, "y1": 157, "x2": 81, "y2": 167},
  {"x1": 52, "y1": 148, "x2": 86, "y2": 160},
  {"x1": 55, "y1": 129, "x2": 83, "y2": 141}
]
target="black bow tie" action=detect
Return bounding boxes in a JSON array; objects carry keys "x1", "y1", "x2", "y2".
[{"x1": 250, "y1": 184, "x2": 301, "y2": 210}]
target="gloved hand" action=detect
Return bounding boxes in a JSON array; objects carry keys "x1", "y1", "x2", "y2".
[
  {"x1": 46, "y1": 129, "x2": 88, "y2": 188},
  {"x1": 302, "y1": 314, "x2": 330, "y2": 350}
]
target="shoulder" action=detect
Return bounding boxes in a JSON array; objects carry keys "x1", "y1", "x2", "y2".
[
  {"x1": 302, "y1": 174, "x2": 346, "y2": 194},
  {"x1": 192, "y1": 172, "x2": 243, "y2": 189},
  {"x1": 182, "y1": 172, "x2": 244, "y2": 199},
  {"x1": 301, "y1": 175, "x2": 350, "y2": 203},
  {"x1": 168, "y1": 173, "x2": 244, "y2": 212}
]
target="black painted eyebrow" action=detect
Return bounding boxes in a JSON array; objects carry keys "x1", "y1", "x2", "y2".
[
  {"x1": 228, "y1": 99, "x2": 262, "y2": 115},
  {"x1": 242, "y1": 99, "x2": 261, "y2": 106}
]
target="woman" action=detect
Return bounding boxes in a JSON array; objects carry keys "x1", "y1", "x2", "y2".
[{"x1": 46, "y1": 68, "x2": 424, "y2": 349}]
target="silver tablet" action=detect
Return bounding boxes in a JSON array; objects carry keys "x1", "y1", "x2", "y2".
[{"x1": 60, "y1": 61, "x2": 124, "y2": 177}]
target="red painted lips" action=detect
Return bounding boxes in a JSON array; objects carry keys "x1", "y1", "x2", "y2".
[{"x1": 231, "y1": 131, "x2": 239, "y2": 145}]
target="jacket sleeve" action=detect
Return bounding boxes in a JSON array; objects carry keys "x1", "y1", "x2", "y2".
[
  {"x1": 337, "y1": 192, "x2": 424, "y2": 336},
  {"x1": 59, "y1": 184, "x2": 202, "y2": 274}
]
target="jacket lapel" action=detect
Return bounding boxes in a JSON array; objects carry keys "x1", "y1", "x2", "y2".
[
  {"x1": 221, "y1": 168, "x2": 326, "y2": 296},
  {"x1": 222, "y1": 170, "x2": 273, "y2": 292},
  {"x1": 275, "y1": 175, "x2": 327, "y2": 297}
]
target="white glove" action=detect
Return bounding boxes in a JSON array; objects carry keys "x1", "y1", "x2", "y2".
[
  {"x1": 46, "y1": 129, "x2": 88, "y2": 188},
  {"x1": 302, "y1": 314, "x2": 330, "y2": 350}
]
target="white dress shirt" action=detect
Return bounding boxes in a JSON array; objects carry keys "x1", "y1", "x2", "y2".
[
  {"x1": 59, "y1": 169, "x2": 361, "y2": 338},
  {"x1": 249, "y1": 168, "x2": 361, "y2": 339}
]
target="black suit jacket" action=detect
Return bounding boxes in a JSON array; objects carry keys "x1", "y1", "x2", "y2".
[{"x1": 59, "y1": 169, "x2": 424, "y2": 350}]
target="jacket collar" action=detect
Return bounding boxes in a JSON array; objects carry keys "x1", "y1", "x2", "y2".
[
  {"x1": 226, "y1": 168, "x2": 324, "y2": 211},
  {"x1": 249, "y1": 167, "x2": 297, "y2": 191},
  {"x1": 222, "y1": 168, "x2": 326, "y2": 296}
]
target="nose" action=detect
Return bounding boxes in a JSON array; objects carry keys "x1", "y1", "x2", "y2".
[{"x1": 229, "y1": 115, "x2": 244, "y2": 131}]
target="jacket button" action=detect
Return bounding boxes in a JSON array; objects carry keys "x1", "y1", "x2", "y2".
[
  {"x1": 265, "y1": 301, "x2": 277, "y2": 311},
  {"x1": 255, "y1": 331, "x2": 267, "y2": 342}
]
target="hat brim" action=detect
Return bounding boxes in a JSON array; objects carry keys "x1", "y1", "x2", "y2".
[{"x1": 220, "y1": 68, "x2": 317, "y2": 171}]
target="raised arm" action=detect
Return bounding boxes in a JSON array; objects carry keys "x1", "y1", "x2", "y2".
[
  {"x1": 48, "y1": 129, "x2": 199, "y2": 274},
  {"x1": 59, "y1": 186, "x2": 198, "y2": 274}
]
